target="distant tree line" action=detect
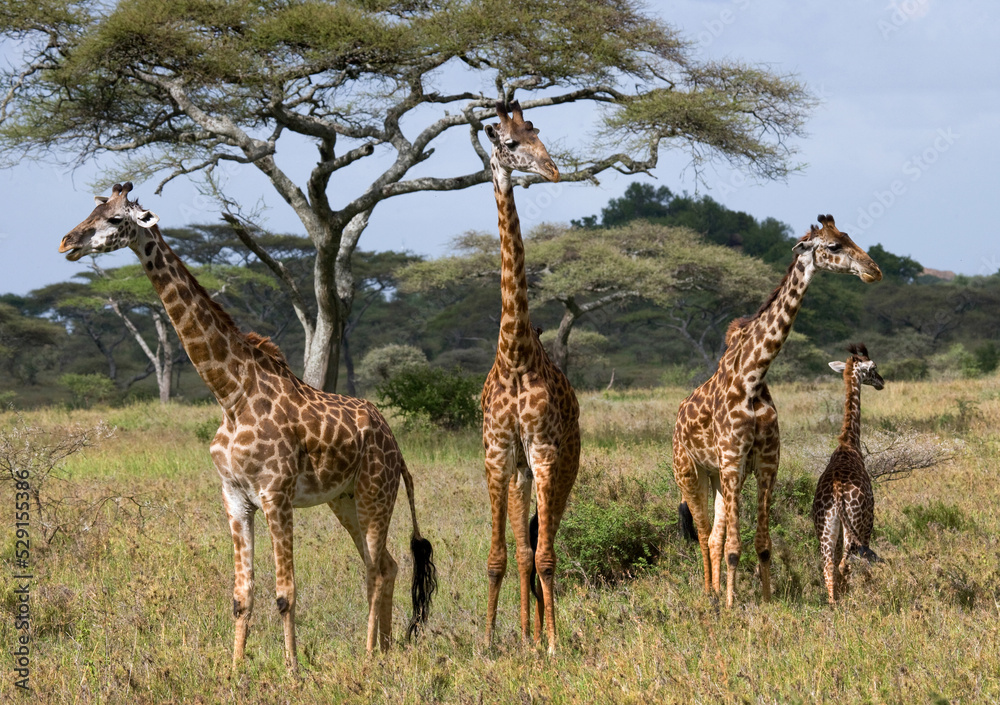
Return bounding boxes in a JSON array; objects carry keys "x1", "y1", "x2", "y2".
[{"x1": 1, "y1": 183, "x2": 997, "y2": 408}]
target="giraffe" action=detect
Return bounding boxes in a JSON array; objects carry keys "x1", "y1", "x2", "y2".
[
  {"x1": 480, "y1": 101, "x2": 580, "y2": 655},
  {"x1": 673, "y1": 214, "x2": 882, "y2": 608},
  {"x1": 59, "y1": 182, "x2": 437, "y2": 671},
  {"x1": 812, "y1": 343, "x2": 884, "y2": 605}
]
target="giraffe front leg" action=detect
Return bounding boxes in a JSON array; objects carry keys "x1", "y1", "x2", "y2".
[
  {"x1": 224, "y1": 489, "x2": 256, "y2": 671},
  {"x1": 709, "y1": 486, "x2": 726, "y2": 595},
  {"x1": 721, "y1": 465, "x2": 745, "y2": 609},
  {"x1": 754, "y1": 453, "x2": 778, "y2": 603},
  {"x1": 261, "y1": 493, "x2": 297, "y2": 671},
  {"x1": 484, "y1": 455, "x2": 511, "y2": 648}
]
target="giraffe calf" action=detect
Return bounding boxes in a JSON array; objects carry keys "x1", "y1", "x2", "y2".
[{"x1": 811, "y1": 343, "x2": 884, "y2": 605}]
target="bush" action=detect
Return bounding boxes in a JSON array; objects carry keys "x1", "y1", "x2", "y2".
[
  {"x1": 356, "y1": 344, "x2": 428, "y2": 394},
  {"x1": 973, "y1": 342, "x2": 1000, "y2": 375},
  {"x1": 59, "y1": 373, "x2": 116, "y2": 408},
  {"x1": 431, "y1": 347, "x2": 494, "y2": 376},
  {"x1": 559, "y1": 471, "x2": 673, "y2": 584},
  {"x1": 376, "y1": 366, "x2": 482, "y2": 430},
  {"x1": 928, "y1": 343, "x2": 980, "y2": 379},
  {"x1": 880, "y1": 357, "x2": 929, "y2": 381},
  {"x1": 660, "y1": 364, "x2": 698, "y2": 388}
]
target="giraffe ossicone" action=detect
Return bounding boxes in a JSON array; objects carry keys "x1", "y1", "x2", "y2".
[
  {"x1": 60, "y1": 183, "x2": 437, "y2": 671},
  {"x1": 672, "y1": 214, "x2": 882, "y2": 608},
  {"x1": 481, "y1": 101, "x2": 579, "y2": 655},
  {"x1": 812, "y1": 343, "x2": 884, "y2": 605}
]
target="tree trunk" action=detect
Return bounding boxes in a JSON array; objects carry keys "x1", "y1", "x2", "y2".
[
  {"x1": 300, "y1": 236, "x2": 341, "y2": 391},
  {"x1": 152, "y1": 310, "x2": 173, "y2": 404},
  {"x1": 551, "y1": 307, "x2": 578, "y2": 374},
  {"x1": 342, "y1": 333, "x2": 357, "y2": 397},
  {"x1": 108, "y1": 299, "x2": 173, "y2": 404}
]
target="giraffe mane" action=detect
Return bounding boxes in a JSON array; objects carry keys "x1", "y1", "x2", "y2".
[
  {"x1": 729, "y1": 256, "x2": 799, "y2": 334},
  {"x1": 245, "y1": 331, "x2": 291, "y2": 369},
  {"x1": 725, "y1": 316, "x2": 750, "y2": 345},
  {"x1": 144, "y1": 222, "x2": 292, "y2": 372}
]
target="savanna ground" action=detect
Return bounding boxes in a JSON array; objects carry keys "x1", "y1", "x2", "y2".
[{"x1": 1, "y1": 375, "x2": 999, "y2": 704}]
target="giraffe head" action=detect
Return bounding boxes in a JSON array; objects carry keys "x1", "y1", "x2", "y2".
[
  {"x1": 484, "y1": 101, "x2": 559, "y2": 182},
  {"x1": 829, "y1": 343, "x2": 884, "y2": 390},
  {"x1": 792, "y1": 214, "x2": 882, "y2": 283},
  {"x1": 59, "y1": 182, "x2": 160, "y2": 261}
]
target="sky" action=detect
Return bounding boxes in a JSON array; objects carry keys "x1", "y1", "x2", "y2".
[{"x1": 1, "y1": 0, "x2": 997, "y2": 296}]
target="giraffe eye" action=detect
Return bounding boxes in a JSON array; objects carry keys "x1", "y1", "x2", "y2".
[
  {"x1": 504, "y1": 139, "x2": 518, "y2": 150},
  {"x1": 108, "y1": 216, "x2": 123, "y2": 225},
  {"x1": 826, "y1": 243, "x2": 842, "y2": 252}
]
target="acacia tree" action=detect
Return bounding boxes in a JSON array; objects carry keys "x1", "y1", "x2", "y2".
[
  {"x1": 398, "y1": 221, "x2": 773, "y2": 373},
  {"x1": 80, "y1": 263, "x2": 225, "y2": 403},
  {"x1": 0, "y1": 0, "x2": 813, "y2": 390},
  {"x1": 28, "y1": 281, "x2": 132, "y2": 383}
]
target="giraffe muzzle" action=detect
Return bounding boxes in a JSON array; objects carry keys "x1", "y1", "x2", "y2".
[{"x1": 59, "y1": 239, "x2": 85, "y2": 261}]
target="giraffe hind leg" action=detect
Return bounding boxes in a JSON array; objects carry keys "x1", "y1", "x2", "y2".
[
  {"x1": 506, "y1": 465, "x2": 535, "y2": 647},
  {"x1": 818, "y1": 510, "x2": 842, "y2": 605},
  {"x1": 533, "y1": 439, "x2": 579, "y2": 656},
  {"x1": 484, "y1": 451, "x2": 512, "y2": 648},
  {"x1": 529, "y1": 512, "x2": 544, "y2": 644},
  {"x1": 754, "y1": 449, "x2": 778, "y2": 603},
  {"x1": 673, "y1": 447, "x2": 714, "y2": 593},
  {"x1": 260, "y1": 493, "x2": 298, "y2": 670}
]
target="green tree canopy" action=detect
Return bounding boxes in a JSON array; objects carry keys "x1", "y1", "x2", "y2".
[
  {"x1": 0, "y1": 0, "x2": 814, "y2": 391},
  {"x1": 398, "y1": 221, "x2": 773, "y2": 372}
]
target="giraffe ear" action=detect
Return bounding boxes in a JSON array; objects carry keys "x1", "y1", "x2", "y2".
[
  {"x1": 94, "y1": 196, "x2": 109, "y2": 206},
  {"x1": 484, "y1": 123, "x2": 500, "y2": 144},
  {"x1": 792, "y1": 238, "x2": 812, "y2": 255},
  {"x1": 135, "y1": 209, "x2": 159, "y2": 228},
  {"x1": 828, "y1": 361, "x2": 847, "y2": 374}
]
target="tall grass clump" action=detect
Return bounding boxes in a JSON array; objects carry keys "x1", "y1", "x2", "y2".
[{"x1": 559, "y1": 451, "x2": 675, "y2": 584}]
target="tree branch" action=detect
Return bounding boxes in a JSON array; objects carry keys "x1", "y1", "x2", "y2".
[{"x1": 220, "y1": 212, "x2": 315, "y2": 348}]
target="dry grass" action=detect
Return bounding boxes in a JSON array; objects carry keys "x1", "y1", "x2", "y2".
[{"x1": 1, "y1": 376, "x2": 999, "y2": 703}]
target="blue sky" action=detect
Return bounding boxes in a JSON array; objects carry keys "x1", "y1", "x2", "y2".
[{"x1": 2, "y1": 1, "x2": 997, "y2": 295}]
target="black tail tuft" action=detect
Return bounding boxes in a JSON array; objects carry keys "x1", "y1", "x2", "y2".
[
  {"x1": 406, "y1": 536, "x2": 438, "y2": 640},
  {"x1": 850, "y1": 544, "x2": 882, "y2": 563},
  {"x1": 679, "y1": 502, "x2": 697, "y2": 542},
  {"x1": 529, "y1": 513, "x2": 542, "y2": 602}
]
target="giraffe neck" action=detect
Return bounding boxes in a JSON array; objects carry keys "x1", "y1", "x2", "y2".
[
  {"x1": 491, "y1": 156, "x2": 534, "y2": 366},
  {"x1": 132, "y1": 224, "x2": 252, "y2": 409},
  {"x1": 739, "y1": 253, "x2": 816, "y2": 386},
  {"x1": 838, "y1": 359, "x2": 862, "y2": 449}
]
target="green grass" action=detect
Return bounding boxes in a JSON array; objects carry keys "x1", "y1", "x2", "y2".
[{"x1": 2, "y1": 376, "x2": 1000, "y2": 703}]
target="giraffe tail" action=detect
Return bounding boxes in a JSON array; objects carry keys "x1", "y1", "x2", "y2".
[
  {"x1": 849, "y1": 544, "x2": 882, "y2": 563},
  {"x1": 529, "y1": 512, "x2": 542, "y2": 602},
  {"x1": 400, "y1": 462, "x2": 438, "y2": 640},
  {"x1": 838, "y1": 496, "x2": 881, "y2": 564},
  {"x1": 679, "y1": 502, "x2": 698, "y2": 542}
]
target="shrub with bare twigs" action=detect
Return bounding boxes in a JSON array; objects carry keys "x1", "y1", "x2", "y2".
[
  {"x1": 0, "y1": 412, "x2": 115, "y2": 542},
  {"x1": 861, "y1": 426, "x2": 964, "y2": 483}
]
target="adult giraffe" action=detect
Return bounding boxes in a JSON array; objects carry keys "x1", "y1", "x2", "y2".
[
  {"x1": 59, "y1": 182, "x2": 436, "y2": 671},
  {"x1": 674, "y1": 214, "x2": 882, "y2": 608},
  {"x1": 480, "y1": 102, "x2": 580, "y2": 655}
]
